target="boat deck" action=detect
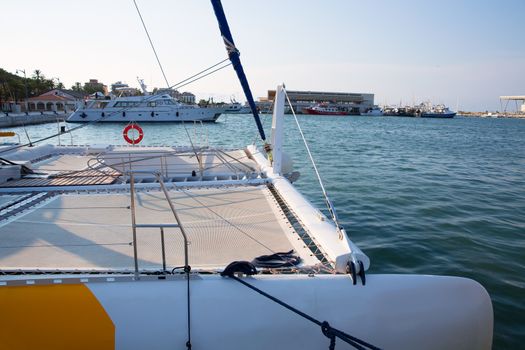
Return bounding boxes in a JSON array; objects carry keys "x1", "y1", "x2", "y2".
[
  {"x1": 0, "y1": 169, "x2": 121, "y2": 188},
  {"x1": 0, "y1": 185, "x2": 321, "y2": 272},
  {"x1": 0, "y1": 149, "x2": 261, "y2": 189}
]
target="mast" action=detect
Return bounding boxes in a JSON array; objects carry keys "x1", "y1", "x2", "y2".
[{"x1": 210, "y1": 0, "x2": 266, "y2": 141}]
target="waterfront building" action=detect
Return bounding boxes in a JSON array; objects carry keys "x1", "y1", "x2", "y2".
[
  {"x1": 162, "y1": 89, "x2": 196, "y2": 104},
  {"x1": 27, "y1": 89, "x2": 86, "y2": 113},
  {"x1": 177, "y1": 91, "x2": 196, "y2": 104},
  {"x1": 259, "y1": 90, "x2": 374, "y2": 114},
  {"x1": 84, "y1": 79, "x2": 108, "y2": 95},
  {"x1": 111, "y1": 81, "x2": 129, "y2": 94}
]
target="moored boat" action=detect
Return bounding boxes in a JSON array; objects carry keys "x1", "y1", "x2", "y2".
[
  {"x1": 67, "y1": 93, "x2": 225, "y2": 123},
  {"x1": 360, "y1": 106, "x2": 383, "y2": 116},
  {"x1": 420, "y1": 105, "x2": 456, "y2": 118},
  {"x1": 224, "y1": 99, "x2": 251, "y2": 114},
  {"x1": 303, "y1": 104, "x2": 350, "y2": 115}
]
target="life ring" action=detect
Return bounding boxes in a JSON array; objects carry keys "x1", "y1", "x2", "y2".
[{"x1": 123, "y1": 124, "x2": 144, "y2": 144}]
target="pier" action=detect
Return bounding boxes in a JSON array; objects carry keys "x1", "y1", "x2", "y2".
[
  {"x1": 459, "y1": 111, "x2": 525, "y2": 119},
  {"x1": 0, "y1": 112, "x2": 67, "y2": 128}
]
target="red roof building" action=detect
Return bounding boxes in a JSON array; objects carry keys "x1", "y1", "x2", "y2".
[{"x1": 27, "y1": 89, "x2": 87, "y2": 112}]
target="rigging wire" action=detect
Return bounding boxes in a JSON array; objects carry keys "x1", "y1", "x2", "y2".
[
  {"x1": 132, "y1": 0, "x2": 171, "y2": 87},
  {"x1": 252, "y1": 99, "x2": 275, "y2": 145},
  {"x1": 20, "y1": 120, "x2": 33, "y2": 147},
  {"x1": 134, "y1": 0, "x2": 223, "y2": 161},
  {"x1": 165, "y1": 58, "x2": 230, "y2": 91},
  {"x1": 284, "y1": 88, "x2": 344, "y2": 232},
  {"x1": 169, "y1": 62, "x2": 232, "y2": 92}
]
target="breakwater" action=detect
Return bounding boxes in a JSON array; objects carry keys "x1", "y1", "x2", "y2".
[
  {"x1": 460, "y1": 111, "x2": 525, "y2": 118},
  {"x1": 0, "y1": 112, "x2": 67, "y2": 128}
]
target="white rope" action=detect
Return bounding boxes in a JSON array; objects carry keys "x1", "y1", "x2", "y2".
[
  {"x1": 133, "y1": 0, "x2": 171, "y2": 87},
  {"x1": 283, "y1": 88, "x2": 343, "y2": 232}
]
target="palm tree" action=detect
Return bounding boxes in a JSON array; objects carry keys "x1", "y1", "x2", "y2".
[
  {"x1": 71, "y1": 82, "x2": 82, "y2": 92},
  {"x1": 33, "y1": 69, "x2": 42, "y2": 82}
]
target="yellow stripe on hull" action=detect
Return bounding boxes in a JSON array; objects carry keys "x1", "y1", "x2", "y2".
[{"x1": 0, "y1": 284, "x2": 114, "y2": 349}]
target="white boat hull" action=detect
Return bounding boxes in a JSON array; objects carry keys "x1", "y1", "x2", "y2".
[
  {"x1": 360, "y1": 111, "x2": 383, "y2": 116},
  {"x1": 67, "y1": 107, "x2": 224, "y2": 123},
  {"x1": 0, "y1": 274, "x2": 493, "y2": 349}
]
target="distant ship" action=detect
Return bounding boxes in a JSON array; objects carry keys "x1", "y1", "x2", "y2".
[
  {"x1": 303, "y1": 104, "x2": 350, "y2": 115},
  {"x1": 360, "y1": 106, "x2": 383, "y2": 116},
  {"x1": 481, "y1": 112, "x2": 503, "y2": 118},
  {"x1": 382, "y1": 103, "x2": 457, "y2": 118},
  {"x1": 420, "y1": 104, "x2": 456, "y2": 118},
  {"x1": 224, "y1": 100, "x2": 251, "y2": 114},
  {"x1": 383, "y1": 106, "x2": 414, "y2": 117}
]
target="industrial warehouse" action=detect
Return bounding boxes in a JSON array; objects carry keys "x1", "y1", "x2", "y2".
[{"x1": 257, "y1": 90, "x2": 375, "y2": 114}]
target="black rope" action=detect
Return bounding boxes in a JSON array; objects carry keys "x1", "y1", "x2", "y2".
[
  {"x1": 251, "y1": 250, "x2": 301, "y2": 268},
  {"x1": 222, "y1": 264, "x2": 381, "y2": 350}
]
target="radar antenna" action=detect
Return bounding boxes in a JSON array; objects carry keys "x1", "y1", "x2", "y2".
[{"x1": 137, "y1": 77, "x2": 149, "y2": 96}]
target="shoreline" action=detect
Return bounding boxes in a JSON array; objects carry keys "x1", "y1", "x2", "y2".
[
  {"x1": 0, "y1": 112, "x2": 68, "y2": 128},
  {"x1": 459, "y1": 111, "x2": 525, "y2": 119}
]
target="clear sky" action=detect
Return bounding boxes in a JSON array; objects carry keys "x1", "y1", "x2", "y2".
[{"x1": 2, "y1": 0, "x2": 524, "y2": 111}]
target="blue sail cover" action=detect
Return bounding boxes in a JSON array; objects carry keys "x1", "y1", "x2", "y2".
[{"x1": 210, "y1": 0, "x2": 266, "y2": 141}]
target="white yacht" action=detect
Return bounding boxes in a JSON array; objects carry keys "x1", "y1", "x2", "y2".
[
  {"x1": 224, "y1": 100, "x2": 251, "y2": 114},
  {"x1": 360, "y1": 106, "x2": 383, "y2": 116},
  {"x1": 67, "y1": 94, "x2": 225, "y2": 123}
]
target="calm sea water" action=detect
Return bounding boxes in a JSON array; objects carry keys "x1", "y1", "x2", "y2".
[{"x1": 6, "y1": 114, "x2": 525, "y2": 349}]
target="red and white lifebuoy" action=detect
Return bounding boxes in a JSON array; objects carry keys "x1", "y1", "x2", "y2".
[{"x1": 123, "y1": 124, "x2": 144, "y2": 145}]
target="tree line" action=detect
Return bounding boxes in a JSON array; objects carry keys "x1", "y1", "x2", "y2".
[{"x1": 0, "y1": 68, "x2": 102, "y2": 107}]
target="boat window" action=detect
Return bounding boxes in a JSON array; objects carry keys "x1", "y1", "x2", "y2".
[
  {"x1": 148, "y1": 102, "x2": 157, "y2": 107},
  {"x1": 92, "y1": 101, "x2": 109, "y2": 109},
  {"x1": 114, "y1": 101, "x2": 142, "y2": 107}
]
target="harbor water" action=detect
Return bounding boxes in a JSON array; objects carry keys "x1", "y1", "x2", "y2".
[{"x1": 4, "y1": 114, "x2": 525, "y2": 349}]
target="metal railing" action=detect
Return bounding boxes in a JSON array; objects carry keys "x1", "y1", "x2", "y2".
[
  {"x1": 128, "y1": 170, "x2": 190, "y2": 279},
  {"x1": 88, "y1": 148, "x2": 257, "y2": 182}
]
